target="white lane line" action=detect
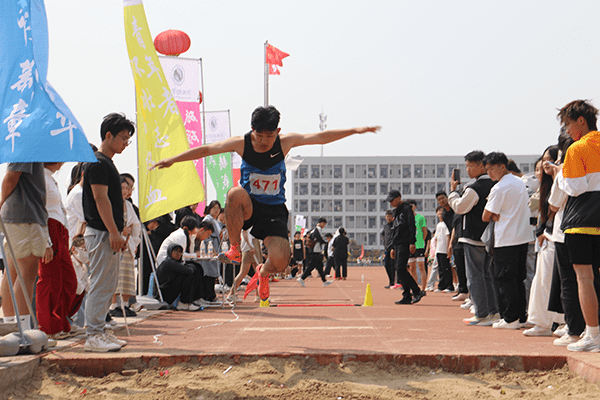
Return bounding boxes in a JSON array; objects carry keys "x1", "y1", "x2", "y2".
[{"x1": 243, "y1": 326, "x2": 375, "y2": 331}]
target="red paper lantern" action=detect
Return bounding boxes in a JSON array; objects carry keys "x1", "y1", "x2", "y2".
[{"x1": 153, "y1": 30, "x2": 191, "y2": 56}]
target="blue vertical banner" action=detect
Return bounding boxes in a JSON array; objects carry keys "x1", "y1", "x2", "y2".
[{"x1": 0, "y1": 0, "x2": 96, "y2": 163}]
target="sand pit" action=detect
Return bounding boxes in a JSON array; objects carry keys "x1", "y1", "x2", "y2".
[{"x1": 2, "y1": 357, "x2": 600, "y2": 400}]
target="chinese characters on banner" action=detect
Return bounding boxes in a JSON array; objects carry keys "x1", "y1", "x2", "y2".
[
  {"x1": 0, "y1": 0, "x2": 95, "y2": 163},
  {"x1": 158, "y1": 56, "x2": 205, "y2": 213},
  {"x1": 124, "y1": 0, "x2": 204, "y2": 222},
  {"x1": 203, "y1": 111, "x2": 235, "y2": 205}
]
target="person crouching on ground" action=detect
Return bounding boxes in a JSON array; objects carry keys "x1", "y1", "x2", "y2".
[{"x1": 155, "y1": 244, "x2": 203, "y2": 311}]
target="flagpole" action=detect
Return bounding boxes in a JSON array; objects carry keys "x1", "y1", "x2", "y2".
[{"x1": 264, "y1": 40, "x2": 269, "y2": 106}]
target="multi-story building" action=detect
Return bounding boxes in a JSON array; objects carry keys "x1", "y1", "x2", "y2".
[{"x1": 289, "y1": 155, "x2": 538, "y2": 254}]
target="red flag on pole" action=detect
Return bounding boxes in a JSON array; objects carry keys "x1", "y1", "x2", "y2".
[
  {"x1": 266, "y1": 44, "x2": 289, "y2": 75},
  {"x1": 358, "y1": 245, "x2": 365, "y2": 261}
]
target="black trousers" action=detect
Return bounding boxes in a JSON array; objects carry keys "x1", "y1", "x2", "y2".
[
  {"x1": 334, "y1": 256, "x2": 348, "y2": 278},
  {"x1": 301, "y1": 253, "x2": 327, "y2": 282},
  {"x1": 437, "y1": 253, "x2": 453, "y2": 291},
  {"x1": 159, "y1": 262, "x2": 205, "y2": 305},
  {"x1": 384, "y1": 249, "x2": 395, "y2": 286},
  {"x1": 394, "y1": 244, "x2": 420, "y2": 299},
  {"x1": 492, "y1": 244, "x2": 528, "y2": 324},
  {"x1": 324, "y1": 256, "x2": 336, "y2": 276},
  {"x1": 223, "y1": 263, "x2": 240, "y2": 287},
  {"x1": 453, "y1": 246, "x2": 468, "y2": 294}
]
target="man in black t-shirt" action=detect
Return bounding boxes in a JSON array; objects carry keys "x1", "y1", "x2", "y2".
[{"x1": 82, "y1": 113, "x2": 134, "y2": 353}]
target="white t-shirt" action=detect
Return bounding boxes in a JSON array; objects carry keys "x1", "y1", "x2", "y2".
[
  {"x1": 548, "y1": 171, "x2": 568, "y2": 244},
  {"x1": 434, "y1": 221, "x2": 449, "y2": 254},
  {"x1": 156, "y1": 228, "x2": 195, "y2": 266},
  {"x1": 485, "y1": 173, "x2": 534, "y2": 248},
  {"x1": 65, "y1": 184, "x2": 84, "y2": 246}
]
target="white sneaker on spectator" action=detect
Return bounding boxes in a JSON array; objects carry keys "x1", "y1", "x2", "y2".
[
  {"x1": 442, "y1": 289, "x2": 453, "y2": 293},
  {"x1": 323, "y1": 280, "x2": 333, "y2": 287},
  {"x1": 297, "y1": 277, "x2": 306, "y2": 287},
  {"x1": 176, "y1": 302, "x2": 190, "y2": 311},
  {"x1": 84, "y1": 334, "x2": 121, "y2": 352},
  {"x1": 130, "y1": 302, "x2": 144, "y2": 313},
  {"x1": 214, "y1": 284, "x2": 224, "y2": 294},
  {"x1": 425, "y1": 286, "x2": 434, "y2": 292},
  {"x1": 520, "y1": 321, "x2": 535, "y2": 329},
  {"x1": 452, "y1": 293, "x2": 468, "y2": 301},
  {"x1": 463, "y1": 316, "x2": 487, "y2": 326},
  {"x1": 105, "y1": 330, "x2": 127, "y2": 347},
  {"x1": 470, "y1": 305, "x2": 476, "y2": 314},
  {"x1": 523, "y1": 325, "x2": 553, "y2": 336},
  {"x1": 554, "y1": 333, "x2": 580, "y2": 346},
  {"x1": 284, "y1": 275, "x2": 294, "y2": 280},
  {"x1": 554, "y1": 324, "x2": 569, "y2": 337},
  {"x1": 194, "y1": 299, "x2": 212, "y2": 306},
  {"x1": 477, "y1": 313, "x2": 500, "y2": 327},
  {"x1": 567, "y1": 334, "x2": 600, "y2": 352},
  {"x1": 460, "y1": 299, "x2": 472, "y2": 310},
  {"x1": 492, "y1": 319, "x2": 521, "y2": 330}
]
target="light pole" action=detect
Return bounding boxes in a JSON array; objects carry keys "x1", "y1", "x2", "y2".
[{"x1": 319, "y1": 111, "x2": 327, "y2": 157}]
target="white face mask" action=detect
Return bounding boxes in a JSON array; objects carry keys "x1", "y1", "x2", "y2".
[{"x1": 74, "y1": 247, "x2": 89, "y2": 264}]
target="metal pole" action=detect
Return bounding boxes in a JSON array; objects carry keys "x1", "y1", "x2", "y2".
[
  {"x1": 319, "y1": 110, "x2": 327, "y2": 157},
  {"x1": 264, "y1": 41, "x2": 269, "y2": 106}
]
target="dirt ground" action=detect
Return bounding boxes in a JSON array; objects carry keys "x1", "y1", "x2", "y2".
[{"x1": 2, "y1": 357, "x2": 600, "y2": 400}]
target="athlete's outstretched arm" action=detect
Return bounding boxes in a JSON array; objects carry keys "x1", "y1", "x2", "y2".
[
  {"x1": 152, "y1": 136, "x2": 244, "y2": 169},
  {"x1": 281, "y1": 126, "x2": 380, "y2": 152}
]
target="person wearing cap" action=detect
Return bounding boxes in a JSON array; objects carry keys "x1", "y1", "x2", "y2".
[{"x1": 386, "y1": 190, "x2": 424, "y2": 304}]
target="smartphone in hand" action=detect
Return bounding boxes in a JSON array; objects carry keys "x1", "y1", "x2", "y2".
[{"x1": 453, "y1": 168, "x2": 461, "y2": 183}]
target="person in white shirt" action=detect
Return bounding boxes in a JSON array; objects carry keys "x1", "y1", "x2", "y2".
[
  {"x1": 483, "y1": 152, "x2": 535, "y2": 330},
  {"x1": 156, "y1": 217, "x2": 214, "y2": 267},
  {"x1": 434, "y1": 207, "x2": 452, "y2": 292}
]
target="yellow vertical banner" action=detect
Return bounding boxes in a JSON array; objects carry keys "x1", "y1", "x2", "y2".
[{"x1": 123, "y1": 0, "x2": 204, "y2": 222}]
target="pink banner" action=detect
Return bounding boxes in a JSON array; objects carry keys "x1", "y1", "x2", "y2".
[{"x1": 177, "y1": 100, "x2": 205, "y2": 213}]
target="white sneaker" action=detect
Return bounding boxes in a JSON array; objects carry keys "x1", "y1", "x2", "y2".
[
  {"x1": 214, "y1": 284, "x2": 224, "y2": 294},
  {"x1": 284, "y1": 275, "x2": 294, "y2": 280},
  {"x1": 460, "y1": 299, "x2": 472, "y2": 310},
  {"x1": 130, "y1": 302, "x2": 144, "y2": 313},
  {"x1": 477, "y1": 313, "x2": 500, "y2": 327},
  {"x1": 452, "y1": 293, "x2": 469, "y2": 301},
  {"x1": 554, "y1": 324, "x2": 569, "y2": 337},
  {"x1": 323, "y1": 280, "x2": 333, "y2": 287},
  {"x1": 176, "y1": 302, "x2": 190, "y2": 311},
  {"x1": 442, "y1": 289, "x2": 453, "y2": 293},
  {"x1": 523, "y1": 325, "x2": 553, "y2": 337},
  {"x1": 194, "y1": 299, "x2": 212, "y2": 306},
  {"x1": 297, "y1": 277, "x2": 306, "y2": 287},
  {"x1": 492, "y1": 319, "x2": 521, "y2": 330},
  {"x1": 84, "y1": 333, "x2": 121, "y2": 352},
  {"x1": 554, "y1": 332, "x2": 580, "y2": 347},
  {"x1": 425, "y1": 286, "x2": 434, "y2": 292},
  {"x1": 104, "y1": 330, "x2": 127, "y2": 347},
  {"x1": 567, "y1": 334, "x2": 600, "y2": 352}
]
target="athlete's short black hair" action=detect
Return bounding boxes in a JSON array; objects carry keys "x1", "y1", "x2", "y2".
[
  {"x1": 100, "y1": 113, "x2": 135, "y2": 141},
  {"x1": 251, "y1": 106, "x2": 280, "y2": 132}
]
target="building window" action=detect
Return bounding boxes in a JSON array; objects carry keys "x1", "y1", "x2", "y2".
[
  {"x1": 380, "y1": 216, "x2": 387, "y2": 228},
  {"x1": 368, "y1": 165, "x2": 377, "y2": 179},
  {"x1": 311, "y1": 200, "x2": 320, "y2": 212},
  {"x1": 346, "y1": 216, "x2": 355, "y2": 228},
  {"x1": 414, "y1": 183, "x2": 423, "y2": 195},
  {"x1": 368, "y1": 199, "x2": 377, "y2": 212},
  {"x1": 437, "y1": 164, "x2": 446, "y2": 178},
  {"x1": 299, "y1": 165, "x2": 308, "y2": 179},
  {"x1": 321, "y1": 182, "x2": 332, "y2": 196},
  {"x1": 334, "y1": 216, "x2": 342, "y2": 228},
  {"x1": 414, "y1": 164, "x2": 423, "y2": 178},
  {"x1": 334, "y1": 183, "x2": 343, "y2": 195},
  {"x1": 390, "y1": 164, "x2": 401, "y2": 178},
  {"x1": 311, "y1": 165, "x2": 320, "y2": 179},
  {"x1": 299, "y1": 183, "x2": 308, "y2": 195},
  {"x1": 294, "y1": 183, "x2": 298, "y2": 196},
  {"x1": 294, "y1": 200, "x2": 298, "y2": 212},
  {"x1": 520, "y1": 163, "x2": 530, "y2": 173},
  {"x1": 334, "y1": 165, "x2": 343, "y2": 179},
  {"x1": 356, "y1": 232, "x2": 367, "y2": 245},
  {"x1": 402, "y1": 164, "x2": 411, "y2": 178},
  {"x1": 424, "y1": 182, "x2": 436, "y2": 195},
  {"x1": 321, "y1": 199, "x2": 332, "y2": 212},
  {"x1": 357, "y1": 164, "x2": 367, "y2": 179},
  {"x1": 294, "y1": 170, "x2": 298, "y2": 179},
  {"x1": 346, "y1": 182, "x2": 355, "y2": 195},
  {"x1": 311, "y1": 183, "x2": 320, "y2": 196},
  {"x1": 299, "y1": 200, "x2": 308, "y2": 212},
  {"x1": 334, "y1": 200, "x2": 343, "y2": 212},
  {"x1": 424, "y1": 198, "x2": 436, "y2": 212},
  {"x1": 346, "y1": 199, "x2": 355, "y2": 211},
  {"x1": 368, "y1": 216, "x2": 377, "y2": 229},
  {"x1": 348, "y1": 232, "x2": 355, "y2": 240},
  {"x1": 402, "y1": 183, "x2": 411, "y2": 195},
  {"x1": 357, "y1": 200, "x2": 367, "y2": 212},
  {"x1": 368, "y1": 233, "x2": 377, "y2": 246},
  {"x1": 357, "y1": 216, "x2": 367, "y2": 228},
  {"x1": 380, "y1": 183, "x2": 388, "y2": 195},
  {"x1": 356, "y1": 183, "x2": 367, "y2": 195},
  {"x1": 380, "y1": 200, "x2": 389, "y2": 212},
  {"x1": 346, "y1": 165, "x2": 355, "y2": 178},
  {"x1": 437, "y1": 182, "x2": 446, "y2": 194},
  {"x1": 380, "y1": 165, "x2": 388, "y2": 179},
  {"x1": 368, "y1": 183, "x2": 377, "y2": 195},
  {"x1": 426, "y1": 215, "x2": 438, "y2": 230},
  {"x1": 321, "y1": 164, "x2": 332, "y2": 179},
  {"x1": 424, "y1": 164, "x2": 435, "y2": 178},
  {"x1": 311, "y1": 216, "x2": 320, "y2": 227},
  {"x1": 415, "y1": 199, "x2": 423, "y2": 212}
]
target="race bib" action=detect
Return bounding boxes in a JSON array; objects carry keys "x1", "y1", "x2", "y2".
[{"x1": 249, "y1": 172, "x2": 280, "y2": 196}]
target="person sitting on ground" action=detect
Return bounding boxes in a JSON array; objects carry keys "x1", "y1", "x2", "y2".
[{"x1": 155, "y1": 244, "x2": 203, "y2": 311}]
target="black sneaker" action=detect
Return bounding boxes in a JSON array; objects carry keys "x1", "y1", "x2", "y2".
[
  {"x1": 395, "y1": 297, "x2": 412, "y2": 305},
  {"x1": 106, "y1": 313, "x2": 113, "y2": 322},
  {"x1": 412, "y1": 291, "x2": 425, "y2": 304},
  {"x1": 109, "y1": 306, "x2": 137, "y2": 318}
]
